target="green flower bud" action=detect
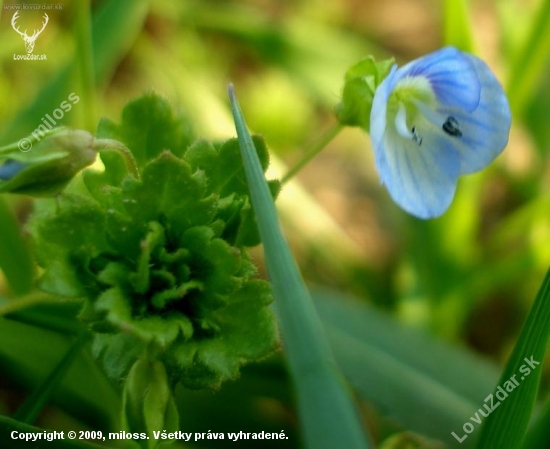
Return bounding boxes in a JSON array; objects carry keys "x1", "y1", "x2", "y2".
[
  {"x1": 335, "y1": 56, "x2": 395, "y2": 131},
  {"x1": 122, "y1": 358, "x2": 179, "y2": 448},
  {"x1": 0, "y1": 129, "x2": 97, "y2": 196}
]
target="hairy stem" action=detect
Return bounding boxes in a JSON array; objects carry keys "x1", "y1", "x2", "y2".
[{"x1": 281, "y1": 123, "x2": 344, "y2": 184}]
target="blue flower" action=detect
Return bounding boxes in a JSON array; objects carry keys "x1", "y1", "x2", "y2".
[{"x1": 370, "y1": 46, "x2": 511, "y2": 218}]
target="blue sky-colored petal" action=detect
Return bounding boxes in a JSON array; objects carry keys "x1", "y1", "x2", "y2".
[
  {"x1": 398, "y1": 47, "x2": 481, "y2": 112},
  {"x1": 371, "y1": 72, "x2": 460, "y2": 219},
  {"x1": 376, "y1": 125, "x2": 460, "y2": 219},
  {"x1": 0, "y1": 160, "x2": 27, "y2": 181},
  {"x1": 437, "y1": 55, "x2": 511, "y2": 174},
  {"x1": 369, "y1": 47, "x2": 511, "y2": 219}
]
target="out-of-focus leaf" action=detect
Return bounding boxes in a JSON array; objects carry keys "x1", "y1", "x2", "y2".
[
  {"x1": 0, "y1": 198, "x2": 33, "y2": 295},
  {"x1": 0, "y1": 316, "x2": 119, "y2": 430},
  {"x1": 507, "y1": 0, "x2": 550, "y2": 116},
  {"x1": 313, "y1": 287, "x2": 500, "y2": 447}
]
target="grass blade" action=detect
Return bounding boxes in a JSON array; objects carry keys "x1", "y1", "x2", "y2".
[
  {"x1": 313, "y1": 287, "x2": 500, "y2": 447},
  {"x1": 228, "y1": 85, "x2": 372, "y2": 449},
  {"x1": 12, "y1": 331, "x2": 89, "y2": 424},
  {"x1": 474, "y1": 268, "x2": 550, "y2": 449}
]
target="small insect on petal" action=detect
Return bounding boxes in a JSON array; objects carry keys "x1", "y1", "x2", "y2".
[{"x1": 442, "y1": 116, "x2": 462, "y2": 137}]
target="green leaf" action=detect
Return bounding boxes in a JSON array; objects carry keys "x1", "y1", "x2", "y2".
[
  {"x1": 29, "y1": 193, "x2": 108, "y2": 297},
  {"x1": 313, "y1": 287, "x2": 500, "y2": 447},
  {"x1": 122, "y1": 359, "x2": 179, "y2": 449},
  {"x1": 229, "y1": 85, "x2": 372, "y2": 449},
  {"x1": 170, "y1": 280, "x2": 278, "y2": 390},
  {"x1": 335, "y1": 56, "x2": 395, "y2": 131},
  {"x1": 475, "y1": 269, "x2": 550, "y2": 449},
  {"x1": 97, "y1": 93, "x2": 195, "y2": 168},
  {"x1": 0, "y1": 198, "x2": 33, "y2": 296}
]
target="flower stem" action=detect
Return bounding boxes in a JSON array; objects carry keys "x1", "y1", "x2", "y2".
[
  {"x1": 281, "y1": 123, "x2": 344, "y2": 184},
  {"x1": 0, "y1": 292, "x2": 64, "y2": 317},
  {"x1": 93, "y1": 139, "x2": 140, "y2": 179}
]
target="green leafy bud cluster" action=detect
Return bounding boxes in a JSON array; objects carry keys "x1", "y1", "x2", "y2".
[
  {"x1": 335, "y1": 56, "x2": 395, "y2": 131},
  {"x1": 29, "y1": 93, "x2": 279, "y2": 389}
]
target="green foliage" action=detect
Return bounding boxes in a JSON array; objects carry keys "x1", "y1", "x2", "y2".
[
  {"x1": 229, "y1": 86, "x2": 372, "y2": 449},
  {"x1": 335, "y1": 56, "x2": 395, "y2": 131},
  {"x1": 0, "y1": 198, "x2": 33, "y2": 296},
  {"x1": 475, "y1": 269, "x2": 550, "y2": 449},
  {"x1": 0, "y1": 129, "x2": 97, "y2": 197},
  {"x1": 28, "y1": 93, "x2": 279, "y2": 390},
  {"x1": 122, "y1": 359, "x2": 179, "y2": 448}
]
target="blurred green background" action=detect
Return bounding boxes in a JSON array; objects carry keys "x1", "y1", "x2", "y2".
[{"x1": 1, "y1": 0, "x2": 549, "y2": 447}]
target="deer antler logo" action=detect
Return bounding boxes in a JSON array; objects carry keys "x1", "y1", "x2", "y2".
[{"x1": 11, "y1": 11, "x2": 49, "y2": 54}]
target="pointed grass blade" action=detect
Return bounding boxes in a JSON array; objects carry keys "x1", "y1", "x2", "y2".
[
  {"x1": 228, "y1": 85, "x2": 372, "y2": 449},
  {"x1": 475, "y1": 269, "x2": 550, "y2": 449}
]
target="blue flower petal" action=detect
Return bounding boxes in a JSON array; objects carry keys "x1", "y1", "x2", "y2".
[
  {"x1": 437, "y1": 55, "x2": 511, "y2": 174},
  {"x1": 398, "y1": 47, "x2": 481, "y2": 112},
  {"x1": 369, "y1": 47, "x2": 511, "y2": 218},
  {"x1": 371, "y1": 76, "x2": 460, "y2": 218},
  {"x1": 0, "y1": 160, "x2": 27, "y2": 181}
]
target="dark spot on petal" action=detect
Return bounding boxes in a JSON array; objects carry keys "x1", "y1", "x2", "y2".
[
  {"x1": 411, "y1": 126, "x2": 423, "y2": 146},
  {"x1": 442, "y1": 116, "x2": 462, "y2": 137}
]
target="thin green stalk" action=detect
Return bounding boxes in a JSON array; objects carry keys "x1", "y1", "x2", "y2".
[
  {"x1": 0, "y1": 128, "x2": 64, "y2": 155},
  {"x1": 0, "y1": 292, "x2": 65, "y2": 317},
  {"x1": 12, "y1": 331, "x2": 90, "y2": 424},
  {"x1": 281, "y1": 123, "x2": 343, "y2": 184},
  {"x1": 75, "y1": 0, "x2": 96, "y2": 131},
  {"x1": 93, "y1": 138, "x2": 140, "y2": 178},
  {"x1": 228, "y1": 84, "x2": 371, "y2": 449}
]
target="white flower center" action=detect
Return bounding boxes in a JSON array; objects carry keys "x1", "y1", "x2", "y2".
[{"x1": 389, "y1": 75, "x2": 463, "y2": 146}]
